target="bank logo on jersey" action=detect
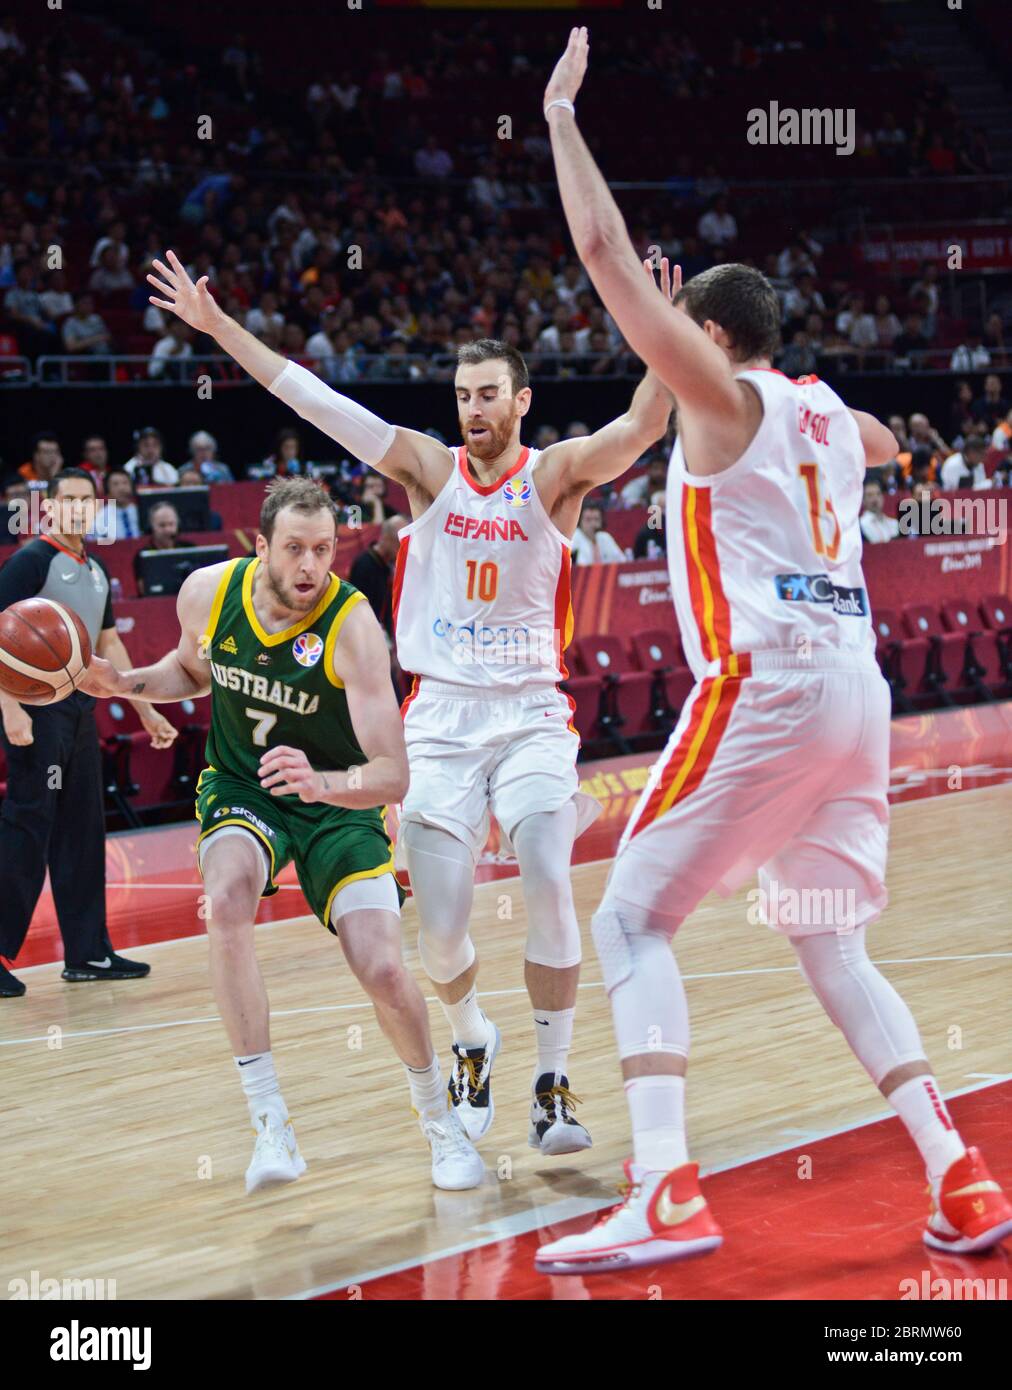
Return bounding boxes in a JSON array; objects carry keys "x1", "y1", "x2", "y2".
[
  {"x1": 502, "y1": 478, "x2": 532, "y2": 508},
  {"x1": 292, "y1": 632, "x2": 324, "y2": 666},
  {"x1": 775, "y1": 573, "x2": 868, "y2": 616}
]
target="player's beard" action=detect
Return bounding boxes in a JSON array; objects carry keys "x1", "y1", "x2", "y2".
[
  {"x1": 463, "y1": 401, "x2": 519, "y2": 461},
  {"x1": 264, "y1": 557, "x2": 326, "y2": 613}
]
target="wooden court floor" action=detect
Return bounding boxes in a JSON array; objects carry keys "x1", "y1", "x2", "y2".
[{"x1": 2, "y1": 784, "x2": 1010, "y2": 1300}]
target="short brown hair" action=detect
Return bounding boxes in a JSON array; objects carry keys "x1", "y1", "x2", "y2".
[
  {"x1": 673, "y1": 264, "x2": 781, "y2": 364},
  {"x1": 259, "y1": 476, "x2": 339, "y2": 542},
  {"x1": 456, "y1": 338, "x2": 530, "y2": 395}
]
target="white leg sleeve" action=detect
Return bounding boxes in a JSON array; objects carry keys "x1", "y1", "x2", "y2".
[
  {"x1": 401, "y1": 821, "x2": 476, "y2": 985},
  {"x1": 790, "y1": 927, "x2": 928, "y2": 1088},
  {"x1": 511, "y1": 804, "x2": 582, "y2": 970},
  {"x1": 592, "y1": 906, "x2": 690, "y2": 1062}
]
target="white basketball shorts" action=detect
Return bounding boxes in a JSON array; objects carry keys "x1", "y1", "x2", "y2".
[
  {"x1": 601, "y1": 649, "x2": 891, "y2": 937},
  {"x1": 398, "y1": 678, "x2": 601, "y2": 859}
]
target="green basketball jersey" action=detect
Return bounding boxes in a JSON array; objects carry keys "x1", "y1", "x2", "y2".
[{"x1": 202, "y1": 557, "x2": 368, "y2": 782}]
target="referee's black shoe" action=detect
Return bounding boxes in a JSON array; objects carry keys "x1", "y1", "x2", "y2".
[
  {"x1": 62, "y1": 951, "x2": 151, "y2": 982},
  {"x1": 0, "y1": 959, "x2": 26, "y2": 997}
]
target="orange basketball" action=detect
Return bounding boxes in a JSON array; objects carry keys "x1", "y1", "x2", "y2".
[{"x1": 0, "y1": 598, "x2": 93, "y2": 705}]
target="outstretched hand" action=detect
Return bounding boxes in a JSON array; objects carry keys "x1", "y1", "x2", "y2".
[
  {"x1": 544, "y1": 25, "x2": 589, "y2": 116},
  {"x1": 147, "y1": 249, "x2": 221, "y2": 335},
  {"x1": 642, "y1": 256, "x2": 682, "y2": 303}
]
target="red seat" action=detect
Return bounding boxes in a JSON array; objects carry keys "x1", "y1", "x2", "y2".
[
  {"x1": 902, "y1": 604, "x2": 945, "y2": 639},
  {"x1": 871, "y1": 607, "x2": 902, "y2": 649},
  {"x1": 980, "y1": 594, "x2": 1012, "y2": 633},
  {"x1": 631, "y1": 628, "x2": 685, "y2": 672},
  {"x1": 940, "y1": 599, "x2": 980, "y2": 636},
  {"x1": 576, "y1": 634, "x2": 655, "y2": 742},
  {"x1": 967, "y1": 631, "x2": 1009, "y2": 698}
]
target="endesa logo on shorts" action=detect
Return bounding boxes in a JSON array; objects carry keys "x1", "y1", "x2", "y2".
[
  {"x1": 444, "y1": 512, "x2": 529, "y2": 541},
  {"x1": 775, "y1": 573, "x2": 868, "y2": 616}
]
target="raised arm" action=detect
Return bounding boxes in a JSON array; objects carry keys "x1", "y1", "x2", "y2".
[
  {"x1": 543, "y1": 30, "x2": 753, "y2": 455},
  {"x1": 257, "y1": 598, "x2": 409, "y2": 809},
  {"x1": 146, "y1": 251, "x2": 452, "y2": 503}
]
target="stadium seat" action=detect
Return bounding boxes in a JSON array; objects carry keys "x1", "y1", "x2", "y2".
[
  {"x1": 575, "y1": 634, "x2": 655, "y2": 748},
  {"x1": 966, "y1": 630, "x2": 1010, "y2": 700},
  {"x1": 980, "y1": 594, "x2": 1012, "y2": 634},
  {"x1": 630, "y1": 627, "x2": 694, "y2": 729},
  {"x1": 940, "y1": 599, "x2": 981, "y2": 636},
  {"x1": 902, "y1": 604, "x2": 945, "y2": 639}
]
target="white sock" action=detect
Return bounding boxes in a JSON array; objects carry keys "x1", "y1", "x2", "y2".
[
  {"x1": 234, "y1": 1051, "x2": 287, "y2": 1126},
  {"x1": 531, "y1": 1006, "x2": 574, "y2": 1089},
  {"x1": 626, "y1": 1074, "x2": 689, "y2": 1173},
  {"x1": 441, "y1": 985, "x2": 489, "y2": 1050},
  {"x1": 406, "y1": 1056, "x2": 446, "y2": 1121},
  {"x1": 888, "y1": 1076, "x2": 966, "y2": 1188}
]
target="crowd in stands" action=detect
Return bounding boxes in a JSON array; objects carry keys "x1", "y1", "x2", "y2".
[{"x1": 1, "y1": 9, "x2": 1006, "y2": 387}]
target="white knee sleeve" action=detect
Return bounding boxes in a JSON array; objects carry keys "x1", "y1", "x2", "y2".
[
  {"x1": 401, "y1": 820, "x2": 476, "y2": 985},
  {"x1": 791, "y1": 927, "x2": 927, "y2": 1088},
  {"x1": 512, "y1": 805, "x2": 582, "y2": 969},
  {"x1": 592, "y1": 907, "x2": 689, "y2": 1062}
]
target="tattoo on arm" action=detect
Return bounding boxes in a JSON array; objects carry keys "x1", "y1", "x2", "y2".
[
  {"x1": 320, "y1": 773, "x2": 331, "y2": 791},
  {"x1": 131, "y1": 682, "x2": 146, "y2": 694}
]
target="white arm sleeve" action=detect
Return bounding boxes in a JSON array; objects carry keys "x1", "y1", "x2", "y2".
[{"x1": 267, "y1": 359, "x2": 397, "y2": 467}]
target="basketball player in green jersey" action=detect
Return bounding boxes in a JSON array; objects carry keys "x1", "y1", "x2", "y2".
[{"x1": 81, "y1": 478, "x2": 484, "y2": 1193}]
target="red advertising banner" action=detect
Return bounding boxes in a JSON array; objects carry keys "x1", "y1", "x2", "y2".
[{"x1": 859, "y1": 225, "x2": 1012, "y2": 272}]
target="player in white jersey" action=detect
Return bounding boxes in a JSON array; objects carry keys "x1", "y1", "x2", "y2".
[
  {"x1": 535, "y1": 28, "x2": 1012, "y2": 1272},
  {"x1": 144, "y1": 250, "x2": 675, "y2": 1172}
]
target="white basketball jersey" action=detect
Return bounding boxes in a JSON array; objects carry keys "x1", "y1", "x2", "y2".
[
  {"x1": 667, "y1": 370, "x2": 875, "y2": 681},
  {"x1": 393, "y1": 445, "x2": 575, "y2": 690}
]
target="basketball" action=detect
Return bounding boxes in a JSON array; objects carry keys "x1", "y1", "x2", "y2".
[{"x1": 0, "y1": 597, "x2": 93, "y2": 705}]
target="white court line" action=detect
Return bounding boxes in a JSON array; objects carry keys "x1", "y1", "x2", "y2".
[
  {"x1": 288, "y1": 1072, "x2": 1012, "y2": 1300},
  {"x1": 3, "y1": 949, "x2": 1010, "y2": 1048}
]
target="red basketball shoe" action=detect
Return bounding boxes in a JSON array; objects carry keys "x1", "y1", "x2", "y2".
[
  {"x1": 923, "y1": 1146, "x2": 1012, "y2": 1254},
  {"x1": 535, "y1": 1159, "x2": 722, "y2": 1275}
]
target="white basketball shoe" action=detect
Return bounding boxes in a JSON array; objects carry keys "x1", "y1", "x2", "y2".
[
  {"x1": 245, "y1": 1110, "x2": 307, "y2": 1195},
  {"x1": 419, "y1": 1105, "x2": 485, "y2": 1190}
]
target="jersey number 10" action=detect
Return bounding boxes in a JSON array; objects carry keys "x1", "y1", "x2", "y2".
[{"x1": 465, "y1": 559, "x2": 499, "y2": 602}]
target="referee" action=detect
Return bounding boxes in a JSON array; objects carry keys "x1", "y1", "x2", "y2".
[{"x1": 0, "y1": 468, "x2": 176, "y2": 997}]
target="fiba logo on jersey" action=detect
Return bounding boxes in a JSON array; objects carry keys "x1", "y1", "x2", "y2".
[
  {"x1": 292, "y1": 633, "x2": 323, "y2": 667},
  {"x1": 502, "y1": 478, "x2": 532, "y2": 508}
]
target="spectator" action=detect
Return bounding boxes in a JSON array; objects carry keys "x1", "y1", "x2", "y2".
[
  {"x1": 697, "y1": 194, "x2": 737, "y2": 250},
  {"x1": 39, "y1": 269, "x2": 74, "y2": 324},
  {"x1": 17, "y1": 432, "x2": 63, "y2": 485},
  {"x1": 88, "y1": 245, "x2": 135, "y2": 294},
  {"x1": 949, "y1": 329, "x2": 990, "y2": 373},
  {"x1": 123, "y1": 427, "x2": 179, "y2": 486},
  {"x1": 859, "y1": 477, "x2": 899, "y2": 543},
  {"x1": 147, "y1": 320, "x2": 194, "y2": 380},
  {"x1": 892, "y1": 312, "x2": 929, "y2": 362},
  {"x1": 414, "y1": 136, "x2": 454, "y2": 180},
  {"x1": 620, "y1": 455, "x2": 667, "y2": 509},
  {"x1": 971, "y1": 375, "x2": 1010, "y2": 431},
  {"x1": 185, "y1": 430, "x2": 233, "y2": 484},
  {"x1": 4, "y1": 261, "x2": 58, "y2": 355},
  {"x1": 87, "y1": 468, "x2": 141, "y2": 542},
  {"x1": 990, "y1": 408, "x2": 1012, "y2": 453},
  {"x1": 570, "y1": 499, "x2": 626, "y2": 565},
  {"x1": 835, "y1": 292, "x2": 878, "y2": 353},
  {"x1": 358, "y1": 472, "x2": 398, "y2": 524},
  {"x1": 940, "y1": 436, "x2": 990, "y2": 491},
  {"x1": 245, "y1": 291, "x2": 284, "y2": 341},
  {"x1": 909, "y1": 263, "x2": 940, "y2": 336},
  {"x1": 250, "y1": 428, "x2": 319, "y2": 480},
  {"x1": 133, "y1": 501, "x2": 197, "y2": 594},
  {"x1": 79, "y1": 435, "x2": 109, "y2": 484},
  {"x1": 872, "y1": 295, "x2": 902, "y2": 352},
  {"x1": 633, "y1": 490, "x2": 667, "y2": 559},
  {"x1": 348, "y1": 515, "x2": 405, "y2": 640},
  {"x1": 982, "y1": 312, "x2": 1007, "y2": 369},
  {"x1": 89, "y1": 220, "x2": 130, "y2": 271},
  {"x1": 949, "y1": 382, "x2": 976, "y2": 444},
  {"x1": 61, "y1": 294, "x2": 111, "y2": 355},
  {"x1": 778, "y1": 330, "x2": 818, "y2": 378},
  {"x1": 782, "y1": 272, "x2": 825, "y2": 326}
]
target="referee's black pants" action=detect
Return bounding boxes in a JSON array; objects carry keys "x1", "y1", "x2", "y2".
[{"x1": 0, "y1": 692, "x2": 108, "y2": 963}]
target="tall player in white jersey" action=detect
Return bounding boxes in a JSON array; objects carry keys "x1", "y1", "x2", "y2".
[
  {"x1": 536, "y1": 28, "x2": 1012, "y2": 1272},
  {"x1": 144, "y1": 249, "x2": 675, "y2": 1178}
]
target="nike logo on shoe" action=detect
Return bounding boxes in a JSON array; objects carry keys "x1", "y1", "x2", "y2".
[{"x1": 86, "y1": 957, "x2": 112, "y2": 968}]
